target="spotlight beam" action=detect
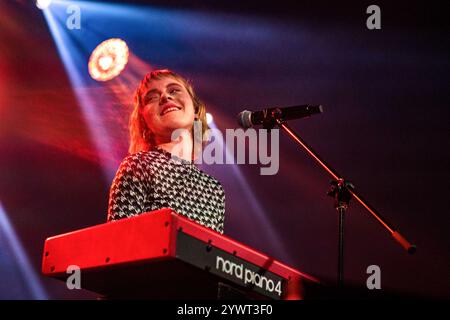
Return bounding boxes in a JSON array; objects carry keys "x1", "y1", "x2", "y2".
[
  {"x1": 0, "y1": 202, "x2": 48, "y2": 299},
  {"x1": 43, "y1": 7, "x2": 118, "y2": 181}
]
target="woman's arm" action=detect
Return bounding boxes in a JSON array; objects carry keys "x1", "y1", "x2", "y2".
[{"x1": 107, "y1": 154, "x2": 149, "y2": 221}]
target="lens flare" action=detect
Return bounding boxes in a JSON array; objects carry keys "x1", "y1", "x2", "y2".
[
  {"x1": 88, "y1": 38, "x2": 129, "y2": 81},
  {"x1": 206, "y1": 112, "x2": 213, "y2": 125},
  {"x1": 36, "y1": 0, "x2": 52, "y2": 10}
]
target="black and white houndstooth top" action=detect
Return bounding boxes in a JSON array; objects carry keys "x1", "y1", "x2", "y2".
[{"x1": 107, "y1": 147, "x2": 225, "y2": 233}]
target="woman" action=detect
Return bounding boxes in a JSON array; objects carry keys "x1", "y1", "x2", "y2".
[{"x1": 107, "y1": 69, "x2": 225, "y2": 233}]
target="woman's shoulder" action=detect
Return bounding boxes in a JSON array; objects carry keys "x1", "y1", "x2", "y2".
[
  {"x1": 120, "y1": 150, "x2": 164, "y2": 166},
  {"x1": 197, "y1": 169, "x2": 225, "y2": 194},
  {"x1": 115, "y1": 150, "x2": 165, "y2": 179}
]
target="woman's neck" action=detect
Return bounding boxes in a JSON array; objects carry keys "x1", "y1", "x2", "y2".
[{"x1": 156, "y1": 133, "x2": 194, "y2": 162}]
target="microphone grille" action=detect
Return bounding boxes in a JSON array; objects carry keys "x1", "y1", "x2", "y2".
[{"x1": 237, "y1": 110, "x2": 252, "y2": 129}]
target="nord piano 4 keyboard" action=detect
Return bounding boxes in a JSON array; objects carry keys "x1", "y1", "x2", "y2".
[{"x1": 42, "y1": 208, "x2": 320, "y2": 299}]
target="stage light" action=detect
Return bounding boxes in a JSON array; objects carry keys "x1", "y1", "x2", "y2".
[
  {"x1": 98, "y1": 56, "x2": 113, "y2": 71},
  {"x1": 88, "y1": 38, "x2": 129, "y2": 82},
  {"x1": 36, "y1": 0, "x2": 52, "y2": 10},
  {"x1": 206, "y1": 112, "x2": 213, "y2": 125}
]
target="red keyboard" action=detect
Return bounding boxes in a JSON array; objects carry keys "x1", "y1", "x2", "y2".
[{"x1": 42, "y1": 208, "x2": 320, "y2": 299}]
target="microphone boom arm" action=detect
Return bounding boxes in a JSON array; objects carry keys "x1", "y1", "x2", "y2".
[{"x1": 276, "y1": 118, "x2": 416, "y2": 254}]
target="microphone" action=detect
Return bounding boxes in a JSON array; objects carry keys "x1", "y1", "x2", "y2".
[{"x1": 237, "y1": 105, "x2": 323, "y2": 129}]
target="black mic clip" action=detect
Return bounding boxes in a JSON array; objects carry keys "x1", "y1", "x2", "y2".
[{"x1": 261, "y1": 108, "x2": 283, "y2": 130}]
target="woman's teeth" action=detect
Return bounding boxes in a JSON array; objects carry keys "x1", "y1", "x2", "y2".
[{"x1": 161, "y1": 107, "x2": 179, "y2": 115}]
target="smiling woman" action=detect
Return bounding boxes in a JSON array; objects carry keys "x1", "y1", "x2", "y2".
[
  {"x1": 107, "y1": 69, "x2": 226, "y2": 233},
  {"x1": 129, "y1": 69, "x2": 209, "y2": 155}
]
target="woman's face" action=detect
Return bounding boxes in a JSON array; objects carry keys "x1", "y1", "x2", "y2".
[{"x1": 140, "y1": 77, "x2": 196, "y2": 144}]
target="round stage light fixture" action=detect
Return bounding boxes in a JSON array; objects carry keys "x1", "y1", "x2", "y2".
[{"x1": 88, "y1": 38, "x2": 129, "y2": 82}]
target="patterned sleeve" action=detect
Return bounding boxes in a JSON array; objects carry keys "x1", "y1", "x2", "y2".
[
  {"x1": 107, "y1": 154, "x2": 149, "y2": 222},
  {"x1": 216, "y1": 183, "x2": 226, "y2": 233}
]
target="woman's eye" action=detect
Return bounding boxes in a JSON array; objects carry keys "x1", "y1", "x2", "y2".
[{"x1": 170, "y1": 88, "x2": 180, "y2": 94}]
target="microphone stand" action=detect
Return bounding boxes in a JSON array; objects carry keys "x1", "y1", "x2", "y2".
[{"x1": 262, "y1": 108, "x2": 416, "y2": 288}]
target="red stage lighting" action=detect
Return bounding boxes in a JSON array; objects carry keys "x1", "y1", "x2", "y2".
[{"x1": 88, "y1": 38, "x2": 129, "y2": 82}]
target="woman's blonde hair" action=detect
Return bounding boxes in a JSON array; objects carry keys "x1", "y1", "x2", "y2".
[{"x1": 129, "y1": 69, "x2": 209, "y2": 154}]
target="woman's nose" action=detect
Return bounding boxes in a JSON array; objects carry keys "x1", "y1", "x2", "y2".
[{"x1": 160, "y1": 91, "x2": 173, "y2": 104}]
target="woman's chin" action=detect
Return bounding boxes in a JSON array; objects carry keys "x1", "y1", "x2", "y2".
[{"x1": 160, "y1": 122, "x2": 192, "y2": 136}]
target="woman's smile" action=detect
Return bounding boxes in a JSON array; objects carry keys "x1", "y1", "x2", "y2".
[{"x1": 160, "y1": 104, "x2": 182, "y2": 116}]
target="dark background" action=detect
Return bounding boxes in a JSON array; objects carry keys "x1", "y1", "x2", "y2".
[{"x1": 0, "y1": 0, "x2": 448, "y2": 299}]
